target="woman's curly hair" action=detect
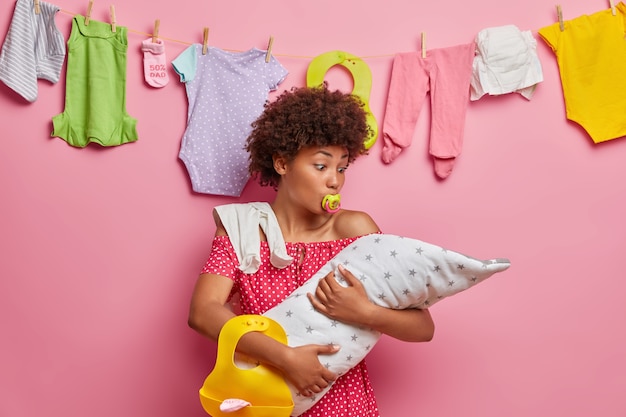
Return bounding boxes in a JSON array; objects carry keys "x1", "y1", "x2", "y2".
[{"x1": 245, "y1": 84, "x2": 370, "y2": 188}]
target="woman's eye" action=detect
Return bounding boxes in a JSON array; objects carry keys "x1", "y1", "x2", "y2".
[
  {"x1": 314, "y1": 164, "x2": 325, "y2": 171},
  {"x1": 338, "y1": 167, "x2": 348, "y2": 173}
]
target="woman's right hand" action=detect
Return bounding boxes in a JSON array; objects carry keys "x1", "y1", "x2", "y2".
[{"x1": 279, "y1": 344, "x2": 340, "y2": 397}]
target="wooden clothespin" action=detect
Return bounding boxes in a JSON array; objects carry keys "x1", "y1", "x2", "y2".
[
  {"x1": 202, "y1": 27, "x2": 209, "y2": 55},
  {"x1": 556, "y1": 5, "x2": 564, "y2": 31},
  {"x1": 421, "y1": 32, "x2": 426, "y2": 59},
  {"x1": 85, "y1": 0, "x2": 94, "y2": 25},
  {"x1": 609, "y1": 0, "x2": 617, "y2": 16},
  {"x1": 265, "y1": 36, "x2": 274, "y2": 63},
  {"x1": 152, "y1": 19, "x2": 161, "y2": 43},
  {"x1": 34, "y1": 0, "x2": 40, "y2": 14},
  {"x1": 110, "y1": 5, "x2": 116, "y2": 32}
]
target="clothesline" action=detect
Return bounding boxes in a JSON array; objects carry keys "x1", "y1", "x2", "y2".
[
  {"x1": 51, "y1": 2, "x2": 621, "y2": 61},
  {"x1": 57, "y1": 8, "x2": 394, "y2": 61},
  {"x1": 17, "y1": 2, "x2": 622, "y2": 164}
]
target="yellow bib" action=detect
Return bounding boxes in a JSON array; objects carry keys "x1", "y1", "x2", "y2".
[
  {"x1": 306, "y1": 50, "x2": 378, "y2": 149},
  {"x1": 199, "y1": 315, "x2": 294, "y2": 417}
]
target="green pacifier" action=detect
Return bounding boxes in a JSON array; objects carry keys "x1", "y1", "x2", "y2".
[{"x1": 306, "y1": 51, "x2": 378, "y2": 150}]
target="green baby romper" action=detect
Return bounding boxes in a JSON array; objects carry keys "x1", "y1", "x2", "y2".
[{"x1": 52, "y1": 15, "x2": 137, "y2": 147}]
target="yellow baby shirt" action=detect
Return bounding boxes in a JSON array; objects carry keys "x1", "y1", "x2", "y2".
[{"x1": 539, "y1": 3, "x2": 626, "y2": 143}]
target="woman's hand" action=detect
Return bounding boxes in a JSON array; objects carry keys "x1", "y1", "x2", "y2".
[
  {"x1": 307, "y1": 264, "x2": 377, "y2": 326},
  {"x1": 279, "y1": 344, "x2": 339, "y2": 397},
  {"x1": 308, "y1": 264, "x2": 435, "y2": 342}
]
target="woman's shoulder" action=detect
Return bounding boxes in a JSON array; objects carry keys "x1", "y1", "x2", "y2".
[{"x1": 333, "y1": 208, "x2": 380, "y2": 239}]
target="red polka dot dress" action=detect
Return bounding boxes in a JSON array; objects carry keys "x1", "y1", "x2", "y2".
[{"x1": 202, "y1": 235, "x2": 380, "y2": 417}]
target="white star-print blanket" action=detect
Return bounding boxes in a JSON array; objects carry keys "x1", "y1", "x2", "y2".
[{"x1": 263, "y1": 233, "x2": 511, "y2": 416}]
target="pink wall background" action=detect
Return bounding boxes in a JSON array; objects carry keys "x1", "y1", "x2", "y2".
[{"x1": 2, "y1": 0, "x2": 625, "y2": 416}]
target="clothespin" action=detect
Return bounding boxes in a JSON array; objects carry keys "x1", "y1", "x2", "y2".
[
  {"x1": 152, "y1": 19, "x2": 160, "y2": 43},
  {"x1": 34, "y1": 0, "x2": 40, "y2": 14},
  {"x1": 556, "y1": 5, "x2": 564, "y2": 31},
  {"x1": 110, "y1": 5, "x2": 116, "y2": 32},
  {"x1": 85, "y1": 0, "x2": 94, "y2": 25},
  {"x1": 609, "y1": 0, "x2": 616, "y2": 15},
  {"x1": 202, "y1": 27, "x2": 209, "y2": 55},
  {"x1": 265, "y1": 36, "x2": 274, "y2": 63},
  {"x1": 421, "y1": 32, "x2": 426, "y2": 59}
]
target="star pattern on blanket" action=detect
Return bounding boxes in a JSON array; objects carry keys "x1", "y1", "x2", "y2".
[{"x1": 263, "y1": 233, "x2": 510, "y2": 416}]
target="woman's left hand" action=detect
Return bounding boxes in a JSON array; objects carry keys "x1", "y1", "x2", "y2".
[{"x1": 308, "y1": 264, "x2": 376, "y2": 326}]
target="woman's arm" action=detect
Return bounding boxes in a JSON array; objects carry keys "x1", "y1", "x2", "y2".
[
  {"x1": 188, "y1": 267, "x2": 339, "y2": 396},
  {"x1": 362, "y1": 303, "x2": 435, "y2": 342},
  {"x1": 324, "y1": 210, "x2": 435, "y2": 341},
  {"x1": 309, "y1": 264, "x2": 435, "y2": 342}
]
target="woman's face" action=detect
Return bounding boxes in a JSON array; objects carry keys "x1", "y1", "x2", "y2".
[{"x1": 276, "y1": 145, "x2": 349, "y2": 212}]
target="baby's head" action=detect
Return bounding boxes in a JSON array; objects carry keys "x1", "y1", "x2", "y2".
[{"x1": 246, "y1": 84, "x2": 370, "y2": 188}]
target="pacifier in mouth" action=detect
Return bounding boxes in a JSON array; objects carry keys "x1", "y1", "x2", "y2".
[{"x1": 322, "y1": 194, "x2": 341, "y2": 213}]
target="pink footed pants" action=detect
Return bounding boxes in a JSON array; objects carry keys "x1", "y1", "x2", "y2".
[{"x1": 382, "y1": 42, "x2": 475, "y2": 178}]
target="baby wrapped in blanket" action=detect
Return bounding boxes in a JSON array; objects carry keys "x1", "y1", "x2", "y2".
[{"x1": 215, "y1": 203, "x2": 511, "y2": 416}]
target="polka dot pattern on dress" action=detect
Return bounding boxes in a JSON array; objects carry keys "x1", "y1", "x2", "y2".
[{"x1": 201, "y1": 236, "x2": 380, "y2": 417}]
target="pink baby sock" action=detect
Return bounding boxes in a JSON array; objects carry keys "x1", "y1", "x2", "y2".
[{"x1": 141, "y1": 38, "x2": 169, "y2": 88}]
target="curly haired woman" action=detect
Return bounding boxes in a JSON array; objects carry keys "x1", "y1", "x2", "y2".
[{"x1": 188, "y1": 84, "x2": 435, "y2": 417}]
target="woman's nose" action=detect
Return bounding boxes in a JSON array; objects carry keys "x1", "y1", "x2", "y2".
[{"x1": 326, "y1": 173, "x2": 339, "y2": 189}]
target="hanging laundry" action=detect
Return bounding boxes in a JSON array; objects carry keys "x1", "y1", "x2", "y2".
[
  {"x1": 172, "y1": 45, "x2": 287, "y2": 197},
  {"x1": 142, "y1": 38, "x2": 169, "y2": 88},
  {"x1": 539, "y1": 4, "x2": 626, "y2": 144},
  {"x1": 0, "y1": 0, "x2": 66, "y2": 103},
  {"x1": 382, "y1": 42, "x2": 475, "y2": 179},
  {"x1": 306, "y1": 50, "x2": 378, "y2": 150},
  {"x1": 51, "y1": 15, "x2": 138, "y2": 147},
  {"x1": 470, "y1": 25, "x2": 543, "y2": 101}
]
